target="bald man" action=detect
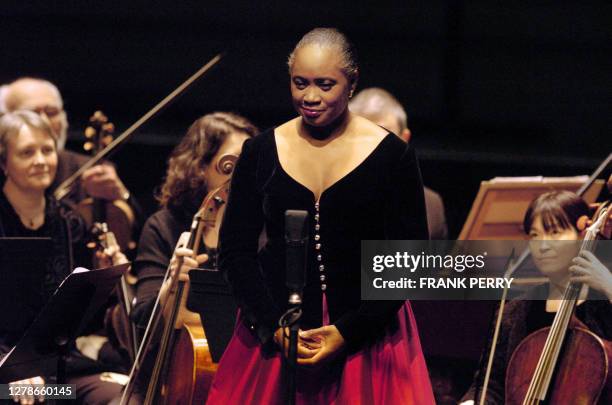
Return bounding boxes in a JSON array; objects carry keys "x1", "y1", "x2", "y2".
[
  {"x1": 3, "y1": 77, "x2": 135, "y2": 205},
  {"x1": 350, "y1": 87, "x2": 448, "y2": 240}
]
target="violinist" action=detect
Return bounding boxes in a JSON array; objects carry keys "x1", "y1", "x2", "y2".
[
  {"x1": 206, "y1": 28, "x2": 434, "y2": 404},
  {"x1": 460, "y1": 190, "x2": 612, "y2": 405},
  {"x1": 0, "y1": 110, "x2": 128, "y2": 404},
  {"x1": 131, "y1": 112, "x2": 257, "y2": 336},
  {"x1": 1, "y1": 77, "x2": 142, "y2": 237}
]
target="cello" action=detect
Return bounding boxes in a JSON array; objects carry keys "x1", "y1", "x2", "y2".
[
  {"x1": 505, "y1": 202, "x2": 612, "y2": 404},
  {"x1": 120, "y1": 155, "x2": 236, "y2": 405}
]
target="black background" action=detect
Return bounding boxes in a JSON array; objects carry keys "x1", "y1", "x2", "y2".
[{"x1": 2, "y1": 1, "x2": 611, "y2": 237}]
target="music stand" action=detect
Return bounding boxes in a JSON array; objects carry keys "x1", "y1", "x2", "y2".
[
  {"x1": 187, "y1": 268, "x2": 237, "y2": 363},
  {"x1": 459, "y1": 176, "x2": 604, "y2": 240},
  {"x1": 0, "y1": 237, "x2": 53, "y2": 342},
  {"x1": 0, "y1": 263, "x2": 129, "y2": 383}
]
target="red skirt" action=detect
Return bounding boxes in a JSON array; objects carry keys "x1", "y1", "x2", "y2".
[{"x1": 206, "y1": 299, "x2": 434, "y2": 404}]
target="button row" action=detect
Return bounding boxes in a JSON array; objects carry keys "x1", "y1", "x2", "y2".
[{"x1": 314, "y1": 202, "x2": 326, "y2": 292}]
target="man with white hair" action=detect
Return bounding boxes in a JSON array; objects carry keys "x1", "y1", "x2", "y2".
[
  {"x1": 2, "y1": 77, "x2": 134, "y2": 205},
  {"x1": 350, "y1": 87, "x2": 448, "y2": 239}
]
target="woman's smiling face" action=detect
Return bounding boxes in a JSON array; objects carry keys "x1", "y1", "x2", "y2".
[
  {"x1": 528, "y1": 215, "x2": 580, "y2": 278},
  {"x1": 290, "y1": 44, "x2": 354, "y2": 128}
]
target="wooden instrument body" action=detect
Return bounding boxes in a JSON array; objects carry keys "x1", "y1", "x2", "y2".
[
  {"x1": 79, "y1": 198, "x2": 135, "y2": 253},
  {"x1": 80, "y1": 111, "x2": 136, "y2": 253},
  {"x1": 161, "y1": 322, "x2": 219, "y2": 404},
  {"x1": 144, "y1": 177, "x2": 233, "y2": 404},
  {"x1": 506, "y1": 325, "x2": 612, "y2": 404}
]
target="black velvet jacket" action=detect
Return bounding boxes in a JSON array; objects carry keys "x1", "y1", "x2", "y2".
[{"x1": 218, "y1": 129, "x2": 428, "y2": 351}]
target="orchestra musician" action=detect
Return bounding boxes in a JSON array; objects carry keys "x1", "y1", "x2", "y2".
[
  {"x1": 131, "y1": 112, "x2": 258, "y2": 337},
  {"x1": 460, "y1": 190, "x2": 612, "y2": 405},
  {"x1": 1, "y1": 77, "x2": 142, "y2": 240},
  {"x1": 206, "y1": 28, "x2": 435, "y2": 404},
  {"x1": 0, "y1": 110, "x2": 128, "y2": 404},
  {"x1": 349, "y1": 87, "x2": 448, "y2": 240}
]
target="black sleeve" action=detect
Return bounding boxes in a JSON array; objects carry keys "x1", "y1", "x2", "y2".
[
  {"x1": 335, "y1": 143, "x2": 429, "y2": 350},
  {"x1": 131, "y1": 214, "x2": 177, "y2": 329},
  {"x1": 218, "y1": 139, "x2": 282, "y2": 345}
]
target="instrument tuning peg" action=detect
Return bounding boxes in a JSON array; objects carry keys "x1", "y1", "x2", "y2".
[
  {"x1": 84, "y1": 142, "x2": 94, "y2": 151},
  {"x1": 91, "y1": 110, "x2": 107, "y2": 123},
  {"x1": 102, "y1": 123, "x2": 115, "y2": 134},
  {"x1": 85, "y1": 127, "x2": 96, "y2": 138},
  {"x1": 103, "y1": 135, "x2": 113, "y2": 146}
]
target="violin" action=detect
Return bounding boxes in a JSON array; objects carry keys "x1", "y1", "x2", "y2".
[
  {"x1": 89, "y1": 221, "x2": 140, "y2": 363},
  {"x1": 505, "y1": 202, "x2": 612, "y2": 404},
  {"x1": 78, "y1": 111, "x2": 136, "y2": 253},
  {"x1": 120, "y1": 154, "x2": 237, "y2": 405}
]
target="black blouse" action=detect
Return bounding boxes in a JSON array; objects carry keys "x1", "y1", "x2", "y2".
[
  {"x1": 131, "y1": 208, "x2": 193, "y2": 329},
  {"x1": 0, "y1": 191, "x2": 86, "y2": 351},
  {"x1": 218, "y1": 129, "x2": 428, "y2": 351}
]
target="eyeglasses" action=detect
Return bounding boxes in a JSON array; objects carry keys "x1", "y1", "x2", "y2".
[{"x1": 30, "y1": 105, "x2": 63, "y2": 118}]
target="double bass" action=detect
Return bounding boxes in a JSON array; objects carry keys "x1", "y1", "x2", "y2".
[
  {"x1": 505, "y1": 202, "x2": 612, "y2": 404},
  {"x1": 120, "y1": 155, "x2": 236, "y2": 405}
]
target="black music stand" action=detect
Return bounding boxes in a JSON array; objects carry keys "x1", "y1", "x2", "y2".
[
  {"x1": 0, "y1": 237, "x2": 53, "y2": 341},
  {"x1": 187, "y1": 268, "x2": 237, "y2": 363},
  {"x1": 0, "y1": 263, "x2": 129, "y2": 383}
]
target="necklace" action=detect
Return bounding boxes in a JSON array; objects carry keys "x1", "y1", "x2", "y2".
[
  {"x1": 8, "y1": 200, "x2": 45, "y2": 230},
  {"x1": 3, "y1": 183, "x2": 46, "y2": 230},
  {"x1": 16, "y1": 210, "x2": 44, "y2": 229}
]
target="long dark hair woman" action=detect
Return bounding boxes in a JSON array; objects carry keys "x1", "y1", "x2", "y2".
[
  {"x1": 131, "y1": 111, "x2": 258, "y2": 333},
  {"x1": 206, "y1": 28, "x2": 434, "y2": 404}
]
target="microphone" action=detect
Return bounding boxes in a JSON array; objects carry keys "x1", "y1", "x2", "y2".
[{"x1": 285, "y1": 210, "x2": 309, "y2": 305}]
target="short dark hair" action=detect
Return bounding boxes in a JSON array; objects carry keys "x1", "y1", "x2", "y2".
[
  {"x1": 287, "y1": 27, "x2": 358, "y2": 82},
  {"x1": 523, "y1": 190, "x2": 590, "y2": 234}
]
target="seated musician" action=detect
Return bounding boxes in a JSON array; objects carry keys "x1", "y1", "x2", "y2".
[
  {"x1": 0, "y1": 110, "x2": 128, "y2": 404},
  {"x1": 460, "y1": 190, "x2": 612, "y2": 405},
  {"x1": 131, "y1": 112, "x2": 257, "y2": 334},
  {"x1": 1, "y1": 77, "x2": 143, "y2": 242}
]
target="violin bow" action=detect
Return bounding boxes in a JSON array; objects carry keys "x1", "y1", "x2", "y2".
[
  {"x1": 477, "y1": 248, "x2": 516, "y2": 405},
  {"x1": 54, "y1": 53, "x2": 224, "y2": 201}
]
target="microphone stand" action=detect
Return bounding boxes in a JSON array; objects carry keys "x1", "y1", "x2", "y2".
[
  {"x1": 280, "y1": 293, "x2": 302, "y2": 405},
  {"x1": 281, "y1": 209, "x2": 308, "y2": 405}
]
